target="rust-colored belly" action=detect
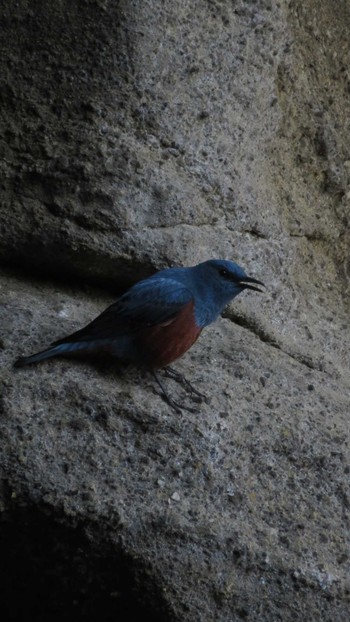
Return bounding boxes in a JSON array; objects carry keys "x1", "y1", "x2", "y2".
[{"x1": 140, "y1": 300, "x2": 202, "y2": 368}]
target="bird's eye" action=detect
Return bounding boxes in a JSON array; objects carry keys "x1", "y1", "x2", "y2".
[{"x1": 219, "y1": 268, "x2": 229, "y2": 277}]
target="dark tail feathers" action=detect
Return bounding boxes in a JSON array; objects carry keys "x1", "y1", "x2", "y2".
[{"x1": 14, "y1": 342, "x2": 81, "y2": 367}]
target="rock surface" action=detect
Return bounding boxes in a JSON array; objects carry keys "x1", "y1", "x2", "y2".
[{"x1": 1, "y1": 1, "x2": 350, "y2": 620}]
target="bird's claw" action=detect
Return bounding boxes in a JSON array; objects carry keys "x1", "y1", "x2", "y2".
[
  {"x1": 160, "y1": 394, "x2": 198, "y2": 415},
  {"x1": 151, "y1": 370, "x2": 204, "y2": 413},
  {"x1": 163, "y1": 367, "x2": 208, "y2": 402}
]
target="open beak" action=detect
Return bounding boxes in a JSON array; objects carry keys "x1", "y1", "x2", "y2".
[{"x1": 239, "y1": 276, "x2": 265, "y2": 293}]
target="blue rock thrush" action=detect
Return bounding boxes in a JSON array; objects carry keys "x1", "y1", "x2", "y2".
[{"x1": 14, "y1": 259, "x2": 264, "y2": 409}]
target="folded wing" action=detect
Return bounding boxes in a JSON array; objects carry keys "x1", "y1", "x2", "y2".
[{"x1": 53, "y1": 277, "x2": 193, "y2": 345}]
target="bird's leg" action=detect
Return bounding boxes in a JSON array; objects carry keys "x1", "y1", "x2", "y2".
[
  {"x1": 150, "y1": 371, "x2": 199, "y2": 414},
  {"x1": 163, "y1": 367, "x2": 208, "y2": 403}
]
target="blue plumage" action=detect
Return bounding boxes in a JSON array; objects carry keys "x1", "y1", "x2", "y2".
[{"x1": 14, "y1": 259, "x2": 264, "y2": 369}]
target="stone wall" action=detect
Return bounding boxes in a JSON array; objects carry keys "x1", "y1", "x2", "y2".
[{"x1": 1, "y1": 1, "x2": 350, "y2": 620}]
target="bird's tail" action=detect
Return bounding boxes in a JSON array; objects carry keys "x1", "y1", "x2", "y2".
[{"x1": 14, "y1": 342, "x2": 85, "y2": 367}]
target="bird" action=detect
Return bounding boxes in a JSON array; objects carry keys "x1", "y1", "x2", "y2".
[{"x1": 14, "y1": 259, "x2": 264, "y2": 409}]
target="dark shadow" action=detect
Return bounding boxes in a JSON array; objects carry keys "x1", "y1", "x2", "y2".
[{"x1": 0, "y1": 505, "x2": 170, "y2": 622}]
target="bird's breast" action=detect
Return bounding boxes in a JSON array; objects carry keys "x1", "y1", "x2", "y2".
[{"x1": 139, "y1": 300, "x2": 202, "y2": 368}]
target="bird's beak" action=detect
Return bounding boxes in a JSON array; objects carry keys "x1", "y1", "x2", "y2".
[{"x1": 239, "y1": 276, "x2": 265, "y2": 293}]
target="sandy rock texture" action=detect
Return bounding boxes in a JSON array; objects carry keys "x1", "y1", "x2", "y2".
[{"x1": 1, "y1": 0, "x2": 350, "y2": 620}]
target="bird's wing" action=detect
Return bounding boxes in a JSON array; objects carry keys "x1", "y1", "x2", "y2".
[{"x1": 52, "y1": 278, "x2": 194, "y2": 345}]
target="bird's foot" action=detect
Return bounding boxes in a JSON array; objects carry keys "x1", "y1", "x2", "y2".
[
  {"x1": 163, "y1": 367, "x2": 208, "y2": 403},
  {"x1": 151, "y1": 371, "x2": 200, "y2": 414}
]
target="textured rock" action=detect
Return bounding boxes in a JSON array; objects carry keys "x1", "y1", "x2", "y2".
[{"x1": 1, "y1": 0, "x2": 350, "y2": 620}]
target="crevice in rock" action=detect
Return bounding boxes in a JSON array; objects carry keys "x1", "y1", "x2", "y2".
[
  {"x1": 223, "y1": 310, "x2": 279, "y2": 347},
  {"x1": 224, "y1": 311, "x2": 322, "y2": 372},
  {"x1": 289, "y1": 232, "x2": 328, "y2": 242},
  {"x1": 241, "y1": 228, "x2": 267, "y2": 239},
  {"x1": 0, "y1": 256, "x2": 157, "y2": 298}
]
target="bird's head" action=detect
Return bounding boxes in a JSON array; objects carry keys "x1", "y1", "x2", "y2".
[
  {"x1": 193, "y1": 259, "x2": 264, "y2": 325},
  {"x1": 199, "y1": 259, "x2": 263, "y2": 293}
]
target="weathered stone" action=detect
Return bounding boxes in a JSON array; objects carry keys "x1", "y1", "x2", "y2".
[{"x1": 1, "y1": 1, "x2": 350, "y2": 620}]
